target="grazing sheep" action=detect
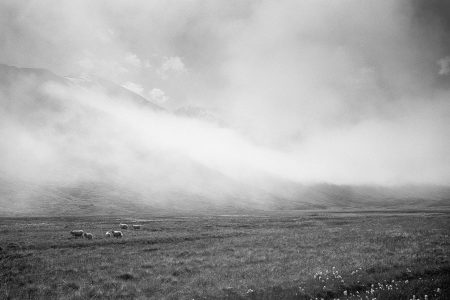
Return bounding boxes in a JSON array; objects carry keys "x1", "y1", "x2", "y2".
[
  {"x1": 112, "y1": 230, "x2": 123, "y2": 238},
  {"x1": 120, "y1": 223, "x2": 129, "y2": 229},
  {"x1": 83, "y1": 232, "x2": 93, "y2": 240},
  {"x1": 105, "y1": 231, "x2": 112, "y2": 238},
  {"x1": 132, "y1": 224, "x2": 142, "y2": 230},
  {"x1": 70, "y1": 230, "x2": 84, "y2": 238}
]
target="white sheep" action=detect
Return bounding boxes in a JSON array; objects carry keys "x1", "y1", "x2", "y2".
[
  {"x1": 83, "y1": 232, "x2": 93, "y2": 240},
  {"x1": 112, "y1": 230, "x2": 123, "y2": 238},
  {"x1": 119, "y1": 223, "x2": 129, "y2": 229},
  {"x1": 105, "y1": 231, "x2": 112, "y2": 238},
  {"x1": 132, "y1": 224, "x2": 142, "y2": 230},
  {"x1": 70, "y1": 230, "x2": 84, "y2": 238}
]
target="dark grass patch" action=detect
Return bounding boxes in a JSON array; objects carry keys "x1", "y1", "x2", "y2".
[
  {"x1": 326, "y1": 220, "x2": 353, "y2": 226},
  {"x1": 117, "y1": 273, "x2": 135, "y2": 280},
  {"x1": 366, "y1": 264, "x2": 392, "y2": 274},
  {"x1": 176, "y1": 250, "x2": 192, "y2": 257},
  {"x1": 143, "y1": 247, "x2": 159, "y2": 252},
  {"x1": 282, "y1": 222, "x2": 318, "y2": 229},
  {"x1": 141, "y1": 263, "x2": 153, "y2": 269},
  {"x1": 143, "y1": 286, "x2": 160, "y2": 297},
  {"x1": 63, "y1": 281, "x2": 80, "y2": 290}
]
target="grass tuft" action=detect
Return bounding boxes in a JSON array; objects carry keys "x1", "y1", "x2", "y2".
[{"x1": 117, "y1": 273, "x2": 135, "y2": 280}]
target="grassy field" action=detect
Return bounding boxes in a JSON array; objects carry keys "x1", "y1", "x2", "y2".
[{"x1": 0, "y1": 211, "x2": 449, "y2": 299}]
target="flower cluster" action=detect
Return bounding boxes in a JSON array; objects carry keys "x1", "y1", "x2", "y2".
[{"x1": 306, "y1": 267, "x2": 444, "y2": 300}]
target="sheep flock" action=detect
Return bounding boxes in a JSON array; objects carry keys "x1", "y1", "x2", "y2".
[{"x1": 70, "y1": 223, "x2": 142, "y2": 240}]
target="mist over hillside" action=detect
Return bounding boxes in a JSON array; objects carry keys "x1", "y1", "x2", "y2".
[
  {"x1": 1, "y1": 1, "x2": 450, "y2": 215},
  {"x1": 0, "y1": 64, "x2": 265, "y2": 214},
  {"x1": 0, "y1": 64, "x2": 449, "y2": 215}
]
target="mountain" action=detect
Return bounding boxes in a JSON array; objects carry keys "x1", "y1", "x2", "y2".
[
  {"x1": 175, "y1": 105, "x2": 226, "y2": 127},
  {"x1": 265, "y1": 182, "x2": 450, "y2": 210},
  {"x1": 0, "y1": 63, "x2": 272, "y2": 215},
  {"x1": 0, "y1": 64, "x2": 449, "y2": 216},
  {"x1": 1, "y1": 176, "x2": 448, "y2": 216}
]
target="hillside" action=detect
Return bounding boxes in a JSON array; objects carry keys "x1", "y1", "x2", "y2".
[{"x1": 0, "y1": 64, "x2": 449, "y2": 216}]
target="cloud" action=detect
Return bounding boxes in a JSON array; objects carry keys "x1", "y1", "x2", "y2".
[
  {"x1": 0, "y1": 75, "x2": 297, "y2": 201},
  {"x1": 149, "y1": 88, "x2": 168, "y2": 104},
  {"x1": 77, "y1": 57, "x2": 129, "y2": 78},
  {"x1": 437, "y1": 56, "x2": 450, "y2": 75},
  {"x1": 122, "y1": 81, "x2": 144, "y2": 96},
  {"x1": 157, "y1": 56, "x2": 186, "y2": 79},
  {"x1": 124, "y1": 52, "x2": 142, "y2": 68},
  {"x1": 144, "y1": 60, "x2": 152, "y2": 69},
  {"x1": 0, "y1": 0, "x2": 449, "y2": 187}
]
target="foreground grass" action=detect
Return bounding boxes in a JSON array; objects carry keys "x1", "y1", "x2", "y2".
[{"x1": 0, "y1": 211, "x2": 449, "y2": 299}]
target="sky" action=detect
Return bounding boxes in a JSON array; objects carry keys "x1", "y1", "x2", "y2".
[{"x1": 0, "y1": 0, "x2": 450, "y2": 186}]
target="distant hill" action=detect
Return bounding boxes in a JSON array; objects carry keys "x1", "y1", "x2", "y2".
[
  {"x1": 1, "y1": 175, "x2": 449, "y2": 216},
  {"x1": 264, "y1": 182, "x2": 450, "y2": 210},
  {"x1": 0, "y1": 64, "x2": 449, "y2": 216}
]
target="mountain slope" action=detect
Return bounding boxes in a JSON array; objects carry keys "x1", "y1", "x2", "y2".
[
  {"x1": 0, "y1": 64, "x2": 449, "y2": 216},
  {"x1": 0, "y1": 64, "x2": 273, "y2": 214}
]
